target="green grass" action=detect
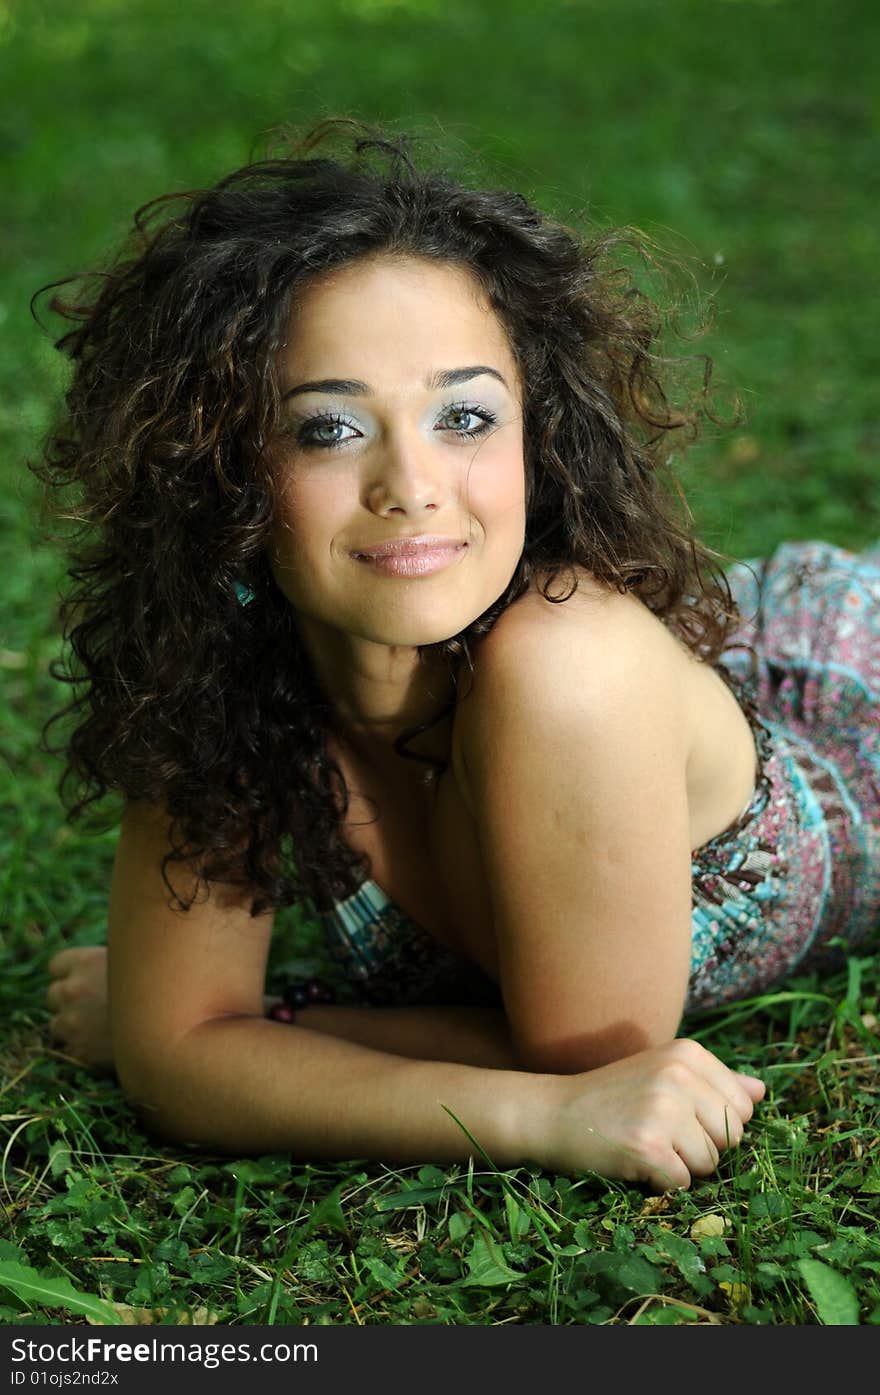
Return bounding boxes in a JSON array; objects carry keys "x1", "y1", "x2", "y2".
[
  {"x1": 3, "y1": 962, "x2": 880, "y2": 1325},
  {"x1": 2, "y1": 0, "x2": 879, "y2": 1326}
]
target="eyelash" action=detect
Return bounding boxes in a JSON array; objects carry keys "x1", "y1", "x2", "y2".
[
  {"x1": 441, "y1": 402, "x2": 499, "y2": 440},
  {"x1": 291, "y1": 401, "x2": 498, "y2": 452},
  {"x1": 293, "y1": 412, "x2": 357, "y2": 451}
]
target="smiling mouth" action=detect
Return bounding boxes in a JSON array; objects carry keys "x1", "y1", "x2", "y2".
[{"x1": 351, "y1": 541, "x2": 467, "y2": 577}]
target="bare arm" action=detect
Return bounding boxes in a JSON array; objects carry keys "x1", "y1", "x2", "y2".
[
  {"x1": 107, "y1": 802, "x2": 519, "y2": 1157},
  {"x1": 290, "y1": 1002, "x2": 518, "y2": 1070},
  {"x1": 129, "y1": 1013, "x2": 532, "y2": 1161},
  {"x1": 129, "y1": 1015, "x2": 764, "y2": 1190},
  {"x1": 458, "y1": 591, "x2": 695, "y2": 1074},
  {"x1": 108, "y1": 801, "x2": 764, "y2": 1188}
]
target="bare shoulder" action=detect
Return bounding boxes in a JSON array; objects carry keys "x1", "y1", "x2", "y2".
[{"x1": 455, "y1": 565, "x2": 690, "y2": 771}]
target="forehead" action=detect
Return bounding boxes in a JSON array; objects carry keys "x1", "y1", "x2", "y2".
[{"x1": 280, "y1": 255, "x2": 517, "y2": 382}]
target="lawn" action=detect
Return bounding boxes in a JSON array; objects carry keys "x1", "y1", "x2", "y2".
[{"x1": 1, "y1": 0, "x2": 878, "y2": 1327}]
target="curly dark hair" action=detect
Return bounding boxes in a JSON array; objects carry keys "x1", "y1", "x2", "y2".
[{"x1": 31, "y1": 117, "x2": 745, "y2": 917}]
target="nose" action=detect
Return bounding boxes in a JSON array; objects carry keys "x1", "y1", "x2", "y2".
[{"x1": 364, "y1": 425, "x2": 449, "y2": 517}]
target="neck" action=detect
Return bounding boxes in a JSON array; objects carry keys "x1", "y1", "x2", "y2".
[{"x1": 294, "y1": 617, "x2": 458, "y2": 768}]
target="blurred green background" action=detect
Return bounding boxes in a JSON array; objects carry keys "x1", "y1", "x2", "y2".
[{"x1": 1, "y1": 0, "x2": 878, "y2": 948}]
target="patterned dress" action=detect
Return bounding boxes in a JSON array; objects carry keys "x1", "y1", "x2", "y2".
[{"x1": 317, "y1": 540, "x2": 880, "y2": 1017}]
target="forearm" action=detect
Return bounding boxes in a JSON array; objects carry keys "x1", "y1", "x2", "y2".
[
  {"x1": 124, "y1": 1014, "x2": 548, "y2": 1164},
  {"x1": 288, "y1": 1002, "x2": 519, "y2": 1070}
]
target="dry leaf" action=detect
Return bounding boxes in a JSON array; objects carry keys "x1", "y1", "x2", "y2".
[
  {"x1": 639, "y1": 1195, "x2": 670, "y2": 1217},
  {"x1": 87, "y1": 1303, "x2": 218, "y2": 1326},
  {"x1": 690, "y1": 1213, "x2": 728, "y2": 1240}
]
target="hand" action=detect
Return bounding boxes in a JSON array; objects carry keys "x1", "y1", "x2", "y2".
[
  {"x1": 46, "y1": 946, "x2": 115, "y2": 1072},
  {"x1": 533, "y1": 1038, "x2": 765, "y2": 1190},
  {"x1": 45, "y1": 944, "x2": 283, "y2": 1074}
]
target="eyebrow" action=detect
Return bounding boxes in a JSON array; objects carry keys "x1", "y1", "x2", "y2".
[{"x1": 281, "y1": 365, "x2": 509, "y2": 400}]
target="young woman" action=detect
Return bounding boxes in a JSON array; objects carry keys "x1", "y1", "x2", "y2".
[{"x1": 41, "y1": 121, "x2": 879, "y2": 1192}]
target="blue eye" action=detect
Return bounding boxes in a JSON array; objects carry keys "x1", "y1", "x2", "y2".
[
  {"x1": 436, "y1": 402, "x2": 498, "y2": 439},
  {"x1": 290, "y1": 402, "x2": 498, "y2": 450},
  {"x1": 296, "y1": 413, "x2": 361, "y2": 450}
]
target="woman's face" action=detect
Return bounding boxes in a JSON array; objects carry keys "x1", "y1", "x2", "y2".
[{"x1": 268, "y1": 255, "x2": 526, "y2": 649}]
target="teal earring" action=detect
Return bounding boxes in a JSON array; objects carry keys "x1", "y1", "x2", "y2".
[{"x1": 233, "y1": 580, "x2": 256, "y2": 608}]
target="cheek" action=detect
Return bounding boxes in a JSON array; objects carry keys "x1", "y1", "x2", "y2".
[
  {"x1": 271, "y1": 476, "x2": 343, "y2": 552},
  {"x1": 465, "y1": 446, "x2": 527, "y2": 530}
]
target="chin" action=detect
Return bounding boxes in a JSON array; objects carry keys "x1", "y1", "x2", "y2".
[
  {"x1": 358, "y1": 598, "x2": 488, "y2": 648},
  {"x1": 365, "y1": 619, "x2": 470, "y2": 648}
]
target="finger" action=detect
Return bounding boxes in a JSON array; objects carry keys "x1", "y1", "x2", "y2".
[
  {"x1": 738, "y1": 1073, "x2": 766, "y2": 1103},
  {"x1": 681, "y1": 1046, "x2": 761, "y2": 1121},
  {"x1": 691, "y1": 1131, "x2": 721, "y2": 1176},
  {"x1": 659, "y1": 1067, "x2": 744, "y2": 1155},
  {"x1": 674, "y1": 1123, "x2": 720, "y2": 1180},
  {"x1": 718, "y1": 1083, "x2": 756, "y2": 1128},
  {"x1": 661, "y1": 1047, "x2": 754, "y2": 1131},
  {"x1": 696, "y1": 1092, "x2": 746, "y2": 1153},
  {"x1": 45, "y1": 980, "x2": 71, "y2": 1010},
  {"x1": 47, "y1": 950, "x2": 74, "y2": 978},
  {"x1": 643, "y1": 1148, "x2": 692, "y2": 1193},
  {"x1": 621, "y1": 1122, "x2": 697, "y2": 1191},
  {"x1": 714, "y1": 1064, "x2": 766, "y2": 1114}
]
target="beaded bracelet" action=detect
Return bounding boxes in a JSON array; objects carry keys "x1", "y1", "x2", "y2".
[{"x1": 266, "y1": 977, "x2": 336, "y2": 1024}]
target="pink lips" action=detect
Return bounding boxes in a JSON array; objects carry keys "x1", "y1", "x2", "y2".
[{"x1": 351, "y1": 536, "x2": 467, "y2": 577}]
